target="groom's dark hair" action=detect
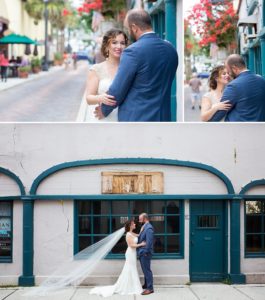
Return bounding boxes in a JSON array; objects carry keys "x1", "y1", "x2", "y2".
[
  {"x1": 226, "y1": 54, "x2": 246, "y2": 70},
  {"x1": 127, "y1": 9, "x2": 152, "y2": 30}
]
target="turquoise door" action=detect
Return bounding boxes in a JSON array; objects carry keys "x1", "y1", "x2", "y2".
[{"x1": 190, "y1": 200, "x2": 226, "y2": 282}]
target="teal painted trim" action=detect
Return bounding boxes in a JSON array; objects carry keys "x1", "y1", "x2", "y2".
[
  {"x1": 148, "y1": 0, "x2": 165, "y2": 15},
  {"x1": 229, "y1": 273, "x2": 246, "y2": 284},
  {"x1": 18, "y1": 197, "x2": 35, "y2": 287},
  {"x1": 165, "y1": 0, "x2": 177, "y2": 121},
  {"x1": 230, "y1": 197, "x2": 246, "y2": 284},
  {"x1": 18, "y1": 276, "x2": 35, "y2": 286},
  {"x1": 260, "y1": 36, "x2": 265, "y2": 77},
  {"x1": 248, "y1": 46, "x2": 255, "y2": 72},
  {"x1": 29, "y1": 195, "x2": 236, "y2": 201},
  {"x1": 165, "y1": 0, "x2": 176, "y2": 47},
  {"x1": 74, "y1": 201, "x2": 79, "y2": 255},
  {"x1": 181, "y1": 200, "x2": 185, "y2": 259},
  {"x1": 259, "y1": 28, "x2": 265, "y2": 39},
  {"x1": 224, "y1": 200, "x2": 229, "y2": 277},
  {"x1": 245, "y1": 253, "x2": 265, "y2": 258},
  {"x1": 130, "y1": 0, "x2": 135, "y2": 9},
  {"x1": 0, "y1": 196, "x2": 21, "y2": 201},
  {"x1": 0, "y1": 167, "x2": 25, "y2": 196},
  {"x1": 247, "y1": 0, "x2": 259, "y2": 15},
  {"x1": 30, "y1": 158, "x2": 235, "y2": 196},
  {"x1": 241, "y1": 195, "x2": 265, "y2": 199},
  {"x1": 240, "y1": 179, "x2": 265, "y2": 194}
]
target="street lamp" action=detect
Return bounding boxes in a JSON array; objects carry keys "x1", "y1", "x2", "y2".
[{"x1": 43, "y1": 0, "x2": 49, "y2": 71}]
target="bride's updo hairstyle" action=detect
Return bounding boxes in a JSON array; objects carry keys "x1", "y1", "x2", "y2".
[
  {"x1": 124, "y1": 219, "x2": 134, "y2": 233},
  {"x1": 101, "y1": 29, "x2": 129, "y2": 58},
  {"x1": 208, "y1": 65, "x2": 225, "y2": 90}
]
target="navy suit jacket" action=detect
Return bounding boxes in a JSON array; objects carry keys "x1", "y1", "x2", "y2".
[
  {"x1": 101, "y1": 33, "x2": 178, "y2": 122},
  {"x1": 210, "y1": 71, "x2": 265, "y2": 122},
  {"x1": 137, "y1": 222, "x2": 154, "y2": 257}
]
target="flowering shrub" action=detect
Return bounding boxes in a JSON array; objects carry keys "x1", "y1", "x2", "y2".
[
  {"x1": 76, "y1": 0, "x2": 126, "y2": 31},
  {"x1": 187, "y1": 0, "x2": 238, "y2": 49}
]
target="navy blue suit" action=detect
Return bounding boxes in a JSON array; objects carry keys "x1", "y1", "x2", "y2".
[
  {"x1": 210, "y1": 71, "x2": 265, "y2": 122},
  {"x1": 137, "y1": 222, "x2": 154, "y2": 291},
  {"x1": 101, "y1": 33, "x2": 178, "y2": 122}
]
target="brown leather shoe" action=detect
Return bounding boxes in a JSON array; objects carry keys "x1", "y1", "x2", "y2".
[{"x1": 141, "y1": 289, "x2": 154, "y2": 295}]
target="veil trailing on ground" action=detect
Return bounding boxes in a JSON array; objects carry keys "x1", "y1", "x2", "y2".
[{"x1": 25, "y1": 227, "x2": 125, "y2": 297}]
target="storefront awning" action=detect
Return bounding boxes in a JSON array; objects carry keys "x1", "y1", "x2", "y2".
[{"x1": 0, "y1": 33, "x2": 36, "y2": 44}]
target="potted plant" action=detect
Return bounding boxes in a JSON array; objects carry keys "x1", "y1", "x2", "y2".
[
  {"x1": 54, "y1": 52, "x2": 63, "y2": 66},
  {"x1": 18, "y1": 66, "x2": 31, "y2": 78},
  {"x1": 31, "y1": 57, "x2": 41, "y2": 73}
]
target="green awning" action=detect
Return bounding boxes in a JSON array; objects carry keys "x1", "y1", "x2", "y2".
[{"x1": 0, "y1": 33, "x2": 36, "y2": 44}]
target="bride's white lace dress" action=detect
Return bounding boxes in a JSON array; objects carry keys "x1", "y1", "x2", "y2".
[
  {"x1": 89, "y1": 232, "x2": 143, "y2": 297},
  {"x1": 86, "y1": 62, "x2": 118, "y2": 122}
]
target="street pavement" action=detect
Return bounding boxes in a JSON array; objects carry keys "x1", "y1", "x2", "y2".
[
  {"x1": 184, "y1": 79, "x2": 208, "y2": 122},
  {"x1": 0, "y1": 284, "x2": 265, "y2": 300},
  {"x1": 0, "y1": 61, "x2": 89, "y2": 122}
]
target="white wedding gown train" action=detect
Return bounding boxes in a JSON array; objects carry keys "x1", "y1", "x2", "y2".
[{"x1": 90, "y1": 233, "x2": 142, "y2": 297}]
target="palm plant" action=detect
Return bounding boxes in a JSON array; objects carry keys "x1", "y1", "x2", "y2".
[
  {"x1": 24, "y1": 0, "x2": 78, "y2": 53},
  {"x1": 24, "y1": 0, "x2": 66, "y2": 27}
]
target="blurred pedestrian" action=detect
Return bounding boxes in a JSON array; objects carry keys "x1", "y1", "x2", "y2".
[
  {"x1": 189, "y1": 73, "x2": 201, "y2": 110},
  {"x1": 201, "y1": 65, "x2": 232, "y2": 121},
  {"x1": 63, "y1": 52, "x2": 70, "y2": 70},
  {"x1": 72, "y1": 52, "x2": 77, "y2": 70},
  {"x1": 0, "y1": 50, "x2": 9, "y2": 82}
]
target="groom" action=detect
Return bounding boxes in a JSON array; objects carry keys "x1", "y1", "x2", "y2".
[
  {"x1": 96, "y1": 9, "x2": 178, "y2": 122},
  {"x1": 209, "y1": 54, "x2": 265, "y2": 122},
  {"x1": 137, "y1": 213, "x2": 154, "y2": 295}
]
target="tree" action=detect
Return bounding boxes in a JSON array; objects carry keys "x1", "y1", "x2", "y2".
[
  {"x1": 24, "y1": 0, "x2": 78, "y2": 53},
  {"x1": 187, "y1": 0, "x2": 238, "y2": 50},
  {"x1": 77, "y1": 0, "x2": 126, "y2": 31}
]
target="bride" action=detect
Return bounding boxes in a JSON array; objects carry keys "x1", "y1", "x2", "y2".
[
  {"x1": 85, "y1": 29, "x2": 128, "y2": 122},
  {"x1": 90, "y1": 220, "x2": 146, "y2": 297}
]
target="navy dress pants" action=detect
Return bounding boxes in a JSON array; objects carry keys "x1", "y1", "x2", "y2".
[{"x1": 139, "y1": 254, "x2": 153, "y2": 291}]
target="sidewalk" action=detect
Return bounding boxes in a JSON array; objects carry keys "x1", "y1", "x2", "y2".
[
  {"x1": 0, "y1": 65, "x2": 64, "y2": 92},
  {"x1": 0, "y1": 284, "x2": 264, "y2": 300}
]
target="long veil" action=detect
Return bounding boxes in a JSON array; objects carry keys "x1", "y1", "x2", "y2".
[{"x1": 25, "y1": 227, "x2": 125, "y2": 296}]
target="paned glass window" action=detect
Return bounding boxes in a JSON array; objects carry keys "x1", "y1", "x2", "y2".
[
  {"x1": 245, "y1": 200, "x2": 265, "y2": 254},
  {"x1": 0, "y1": 202, "x2": 12, "y2": 261},
  {"x1": 76, "y1": 200, "x2": 182, "y2": 257}
]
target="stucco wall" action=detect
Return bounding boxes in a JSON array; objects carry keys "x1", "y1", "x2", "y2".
[
  {"x1": 37, "y1": 164, "x2": 227, "y2": 196},
  {"x1": 0, "y1": 174, "x2": 20, "y2": 196},
  {"x1": 0, "y1": 123, "x2": 264, "y2": 194}
]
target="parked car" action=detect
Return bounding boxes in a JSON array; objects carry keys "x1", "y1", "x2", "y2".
[
  {"x1": 197, "y1": 71, "x2": 210, "y2": 79},
  {"x1": 76, "y1": 51, "x2": 94, "y2": 63}
]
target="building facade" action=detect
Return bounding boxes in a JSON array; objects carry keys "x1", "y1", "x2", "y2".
[
  {"x1": 237, "y1": 0, "x2": 265, "y2": 77},
  {"x1": 0, "y1": 123, "x2": 265, "y2": 286},
  {"x1": 0, "y1": 0, "x2": 47, "y2": 59}
]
